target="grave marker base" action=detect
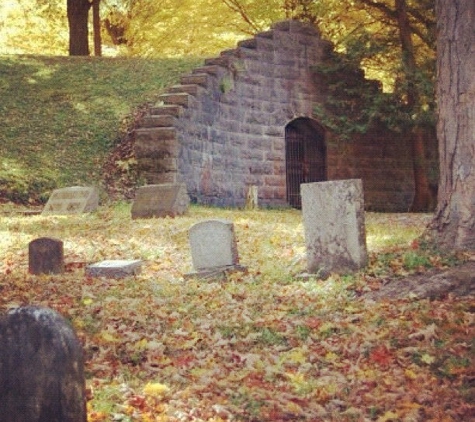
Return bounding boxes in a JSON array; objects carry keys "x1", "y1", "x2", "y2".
[{"x1": 184, "y1": 264, "x2": 248, "y2": 281}]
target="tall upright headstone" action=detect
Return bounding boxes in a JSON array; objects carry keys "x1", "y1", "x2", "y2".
[
  {"x1": 0, "y1": 306, "x2": 87, "y2": 422},
  {"x1": 131, "y1": 183, "x2": 190, "y2": 219},
  {"x1": 301, "y1": 179, "x2": 367, "y2": 275},
  {"x1": 186, "y1": 219, "x2": 247, "y2": 279},
  {"x1": 29, "y1": 237, "x2": 64, "y2": 275},
  {"x1": 42, "y1": 186, "x2": 99, "y2": 215}
]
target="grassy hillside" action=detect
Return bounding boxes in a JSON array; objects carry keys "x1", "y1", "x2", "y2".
[{"x1": 0, "y1": 55, "x2": 202, "y2": 204}]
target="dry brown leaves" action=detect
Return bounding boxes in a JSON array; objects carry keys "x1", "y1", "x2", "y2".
[{"x1": 0, "y1": 206, "x2": 473, "y2": 421}]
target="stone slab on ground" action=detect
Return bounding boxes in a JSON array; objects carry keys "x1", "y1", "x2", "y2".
[
  {"x1": 42, "y1": 186, "x2": 99, "y2": 215},
  {"x1": 301, "y1": 179, "x2": 367, "y2": 274},
  {"x1": 85, "y1": 259, "x2": 142, "y2": 279},
  {"x1": 131, "y1": 183, "x2": 190, "y2": 219}
]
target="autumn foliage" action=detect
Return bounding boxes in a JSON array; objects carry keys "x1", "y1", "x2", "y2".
[{"x1": 0, "y1": 205, "x2": 473, "y2": 421}]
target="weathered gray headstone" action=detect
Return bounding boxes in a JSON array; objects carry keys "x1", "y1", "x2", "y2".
[
  {"x1": 131, "y1": 183, "x2": 190, "y2": 219},
  {"x1": 42, "y1": 186, "x2": 99, "y2": 215},
  {"x1": 85, "y1": 259, "x2": 142, "y2": 278},
  {"x1": 29, "y1": 237, "x2": 64, "y2": 275},
  {"x1": 0, "y1": 306, "x2": 86, "y2": 422},
  {"x1": 301, "y1": 179, "x2": 367, "y2": 275},
  {"x1": 186, "y1": 219, "x2": 247, "y2": 279}
]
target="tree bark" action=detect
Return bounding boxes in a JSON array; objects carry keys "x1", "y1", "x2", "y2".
[
  {"x1": 67, "y1": 0, "x2": 91, "y2": 56},
  {"x1": 429, "y1": 0, "x2": 475, "y2": 249},
  {"x1": 92, "y1": 0, "x2": 102, "y2": 56}
]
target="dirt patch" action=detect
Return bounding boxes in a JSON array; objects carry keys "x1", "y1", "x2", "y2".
[{"x1": 365, "y1": 261, "x2": 475, "y2": 301}]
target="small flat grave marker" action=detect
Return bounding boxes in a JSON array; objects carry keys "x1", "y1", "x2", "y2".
[
  {"x1": 131, "y1": 183, "x2": 190, "y2": 219},
  {"x1": 301, "y1": 179, "x2": 367, "y2": 275},
  {"x1": 85, "y1": 259, "x2": 142, "y2": 279},
  {"x1": 186, "y1": 219, "x2": 247, "y2": 279},
  {"x1": 0, "y1": 306, "x2": 86, "y2": 422},
  {"x1": 42, "y1": 186, "x2": 99, "y2": 215},
  {"x1": 29, "y1": 237, "x2": 64, "y2": 275}
]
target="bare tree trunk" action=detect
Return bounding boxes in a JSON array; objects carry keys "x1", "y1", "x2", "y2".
[
  {"x1": 410, "y1": 126, "x2": 434, "y2": 211},
  {"x1": 395, "y1": 0, "x2": 432, "y2": 212},
  {"x1": 92, "y1": 0, "x2": 102, "y2": 56},
  {"x1": 67, "y1": 0, "x2": 91, "y2": 56},
  {"x1": 428, "y1": 0, "x2": 475, "y2": 249}
]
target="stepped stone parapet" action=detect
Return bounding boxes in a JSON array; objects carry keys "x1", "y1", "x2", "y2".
[{"x1": 134, "y1": 19, "x2": 438, "y2": 211}]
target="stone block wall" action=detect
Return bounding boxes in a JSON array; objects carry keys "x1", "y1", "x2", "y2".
[
  {"x1": 135, "y1": 21, "x2": 331, "y2": 207},
  {"x1": 135, "y1": 20, "x2": 438, "y2": 212},
  {"x1": 327, "y1": 126, "x2": 438, "y2": 212}
]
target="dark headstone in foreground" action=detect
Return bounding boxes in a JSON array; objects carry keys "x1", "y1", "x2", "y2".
[
  {"x1": 0, "y1": 306, "x2": 86, "y2": 422},
  {"x1": 131, "y1": 183, "x2": 190, "y2": 219},
  {"x1": 29, "y1": 237, "x2": 64, "y2": 275}
]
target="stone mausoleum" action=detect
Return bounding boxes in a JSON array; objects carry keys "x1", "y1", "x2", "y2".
[{"x1": 134, "y1": 20, "x2": 437, "y2": 212}]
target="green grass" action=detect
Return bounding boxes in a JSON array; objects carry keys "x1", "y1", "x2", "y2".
[{"x1": 0, "y1": 55, "x2": 202, "y2": 203}]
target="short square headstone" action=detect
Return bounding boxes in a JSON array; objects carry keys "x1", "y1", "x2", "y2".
[
  {"x1": 42, "y1": 186, "x2": 99, "y2": 215},
  {"x1": 186, "y1": 219, "x2": 247, "y2": 279},
  {"x1": 0, "y1": 306, "x2": 86, "y2": 422},
  {"x1": 301, "y1": 179, "x2": 367, "y2": 275},
  {"x1": 131, "y1": 183, "x2": 190, "y2": 219},
  {"x1": 29, "y1": 237, "x2": 64, "y2": 275},
  {"x1": 85, "y1": 259, "x2": 142, "y2": 279}
]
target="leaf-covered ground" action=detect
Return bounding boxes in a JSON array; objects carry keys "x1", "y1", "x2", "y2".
[{"x1": 0, "y1": 205, "x2": 473, "y2": 421}]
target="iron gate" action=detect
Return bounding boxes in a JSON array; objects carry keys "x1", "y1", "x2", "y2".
[{"x1": 285, "y1": 118, "x2": 326, "y2": 208}]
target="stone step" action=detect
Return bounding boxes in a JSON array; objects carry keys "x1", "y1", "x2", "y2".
[
  {"x1": 256, "y1": 30, "x2": 274, "y2": 39},
  {"x1": 192, "y1": 64, "x2": 220, "y2": 75},
  {"x1": 150, "y1": 104, "x2": 182, "y2": 117},
  {"x1": 220, "y1": 48, "x2": 238, "y2": 56},
  {"x1": 135, "y1": 128, "x2": 178, "y2": 160},
  {"x1": 139, "y1": 170, "x2": 177, "y2": 185},
  {"x1": 168, "y1": 84, "x2": 200, "y2": 96},
  {"x1": 237, "y1": 38, "x2": 257, "y2": 49},
  {"x1": 181, "y1": 73, "x2": 208, "y2": 87},
  {"x1": 204, "y1": 56, "x2": 231, "y2": 67},
  {"x1": 158, "y1": 92, "x2": 190, "y2": 107},
  {"x1": 135, "y1": 127, "x2": 176, "y2": 141},
  {"x1": 140, "y1": 114, "x2": 175, "y2": 128}
]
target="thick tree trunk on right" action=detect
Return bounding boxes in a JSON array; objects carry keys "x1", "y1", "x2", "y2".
[
  {"x1": 67, "y1": 0, "x2": 91, "y2": 56},
  {"x1": 428, "y1": 0, "x2": 475, "y2": 249}
]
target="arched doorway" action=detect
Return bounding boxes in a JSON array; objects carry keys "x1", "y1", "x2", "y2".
[{"x1": 285, "y1": 118, "x2": 326, "y2": 208}]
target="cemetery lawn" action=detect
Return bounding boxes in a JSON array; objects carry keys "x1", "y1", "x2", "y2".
[
  {"x1": 0, "y1": 55, "x2": 202, "y2": 204},
  {"x1": 0, "y1": 204, "x2": 474, "y2": 421}
]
